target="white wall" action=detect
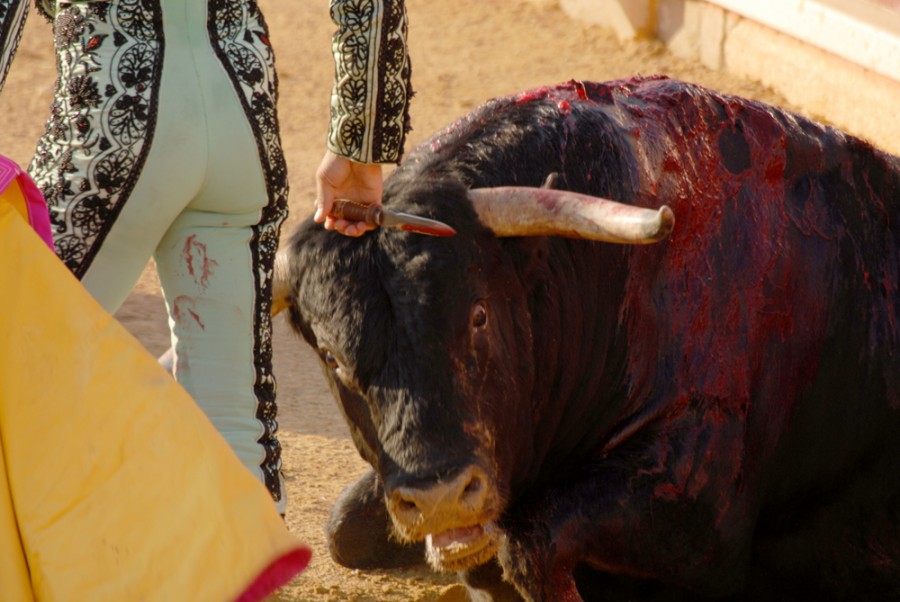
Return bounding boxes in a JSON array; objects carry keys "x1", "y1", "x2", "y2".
[{"x1": 550, "y1": 0, "x2": 900, "y2": 155}]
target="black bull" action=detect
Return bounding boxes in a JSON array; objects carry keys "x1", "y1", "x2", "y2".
[{"x1": 280, "y1": 77, "x2": 900, "y2": 601}]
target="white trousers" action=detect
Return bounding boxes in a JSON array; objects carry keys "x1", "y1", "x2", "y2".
[{"x1": 31, "y1": 0, "x2": 288, "y2": 512}]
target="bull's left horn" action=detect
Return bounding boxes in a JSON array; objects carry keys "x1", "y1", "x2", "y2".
[
  {"x1": 271, "y1": 248, "x2": 291, "y2": 316},
  {"x1": 467, "y1": 187, "x2": 674, "y2": 244}
]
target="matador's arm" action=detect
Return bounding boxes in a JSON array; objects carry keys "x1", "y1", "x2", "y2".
[
  {"x1": 328, "y1": 0, "x2": 413, "y2": 165},
  {"x1": 0, "y1": 0, "x2": 31, "y2": 95}
]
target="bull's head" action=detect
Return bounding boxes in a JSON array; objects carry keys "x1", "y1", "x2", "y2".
[{"x1": 275, "y1": 183, "x2": 672, "y2": 572}]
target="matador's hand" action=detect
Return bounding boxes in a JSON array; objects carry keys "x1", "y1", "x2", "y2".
[{"x1": 315, "y1": 151, "x2": 383, "y2": 237}]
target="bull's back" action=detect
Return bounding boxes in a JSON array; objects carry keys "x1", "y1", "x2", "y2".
[
  {"x1": 575, "y1": 80, "x2": 900, "y2": 582},
  {"x1": 595, "y1": 78, "x2": 900, "y2": 498}
]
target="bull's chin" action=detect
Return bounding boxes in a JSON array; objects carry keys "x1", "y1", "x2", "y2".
[{"x1": 424, "y1": 523, "x2": 500, "y2": 572}]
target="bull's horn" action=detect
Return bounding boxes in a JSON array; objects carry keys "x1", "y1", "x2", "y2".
[
  {"x1": 467, "y1": 187, "x2": 674, "y2": 244},
  {"x1": 271, "y1": 247, "x2": 291, "y2": 316}
]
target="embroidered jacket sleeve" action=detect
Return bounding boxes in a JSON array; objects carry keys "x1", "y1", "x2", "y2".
[
  {"x1": 328, "y1": 0, "x2": 412, "y2": 165},
  {"x1": 0, "y1": 0, "x2": 29, "y2": 95}
]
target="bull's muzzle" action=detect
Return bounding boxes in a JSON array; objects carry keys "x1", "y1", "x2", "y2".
[
  {"x1": 386, "y1": 464, "x2": 501, "y2": 572},
  {"x1": 387, "y1": 464, "x2": 493, "y2": 535}
]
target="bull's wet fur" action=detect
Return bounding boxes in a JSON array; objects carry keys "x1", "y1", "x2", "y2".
[{"x1": 284, "y1": 76, "x2": 900, "y2": 601}]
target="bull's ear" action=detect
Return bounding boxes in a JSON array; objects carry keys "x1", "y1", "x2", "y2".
[
  {"x1": 271, "y1": 248, "x2": 291, "y2": 316},
  {"x1": 467, "y1": 187, "x2": 674, "y2": 244},
  {"x1": 506, "y1": 236, "x2": 554, "y2": 294}
]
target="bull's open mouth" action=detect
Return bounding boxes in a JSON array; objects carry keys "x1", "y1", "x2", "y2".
[{"x1": 425, "y1": 523, "x2": 499, "y2": 572}]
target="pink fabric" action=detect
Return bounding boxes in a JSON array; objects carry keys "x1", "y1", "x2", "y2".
[
  {"x1": 0, "y1": 156, "x2": 15, "y2": 191},
  {"x1": 0, "y1": 155, "x2": 53, "y2": 249},
  {"x1": 233, "y1": 547, "x2": 312, "y2": 602}
]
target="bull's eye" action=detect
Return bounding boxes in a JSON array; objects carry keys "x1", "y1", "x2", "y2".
[
  {"x1": 471, "y1": 301, "x2": 488, "y2": 329},
  {"x1": 323, "y1": 350, "x2": 339, "y2": 370}
]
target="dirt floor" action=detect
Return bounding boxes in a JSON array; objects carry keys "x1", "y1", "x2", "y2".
[{"x1": 0, "y1": 1, "x2": 807, "y2": 600}]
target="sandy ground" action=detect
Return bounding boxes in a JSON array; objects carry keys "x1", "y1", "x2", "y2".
[{"x1": 0, "y1": 1, "x2": 808, "y2": 600}]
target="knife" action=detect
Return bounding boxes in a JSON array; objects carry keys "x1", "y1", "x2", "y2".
[{"x1": 330, "y1": 199, "x2": 457, "y2": 237}]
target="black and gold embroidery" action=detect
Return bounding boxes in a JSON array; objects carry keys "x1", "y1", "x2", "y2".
[
  {"x1": 29, "y1": 0, "x2": 163, "y2": 276},
  {"x1": 329, "y1": 0, "x2": 412, "y2": 164}
]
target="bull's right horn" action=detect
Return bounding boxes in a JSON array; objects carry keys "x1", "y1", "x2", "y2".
[
  {"x1": 467, "y1": 187, "x2": 674, "y2": 244},
  {"x1": 271, "y1": 248, "x2": 291, "y2": 317}
]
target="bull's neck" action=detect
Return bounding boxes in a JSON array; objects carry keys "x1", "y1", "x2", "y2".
[{"x1": 525, "y1": 240, "x2": 633, "y2": 480}]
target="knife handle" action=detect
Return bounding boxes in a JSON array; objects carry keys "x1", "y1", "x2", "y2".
[{"x1": 331, "y1": 199, "x2": 383, "y2": 226}]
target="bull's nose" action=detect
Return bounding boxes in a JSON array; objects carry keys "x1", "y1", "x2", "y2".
[{"x1": 388, "y1": 465, "x2": 491, "y2": 532}]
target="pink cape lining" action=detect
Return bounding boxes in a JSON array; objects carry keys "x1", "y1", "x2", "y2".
[
  {"x1": 0, "y1": 155, "x2": 53, "y2": 249},
  {"x1": 235, "y1": 546, "x2": 312, "y2": 602}
]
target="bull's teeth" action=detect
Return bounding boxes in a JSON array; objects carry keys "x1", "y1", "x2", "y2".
[
  {"x1": 425, "y1": 528, "x2": 500, "y2": 573},
  {"x1": 428, "y1": 525, "x2": 484, "y2": 549}
]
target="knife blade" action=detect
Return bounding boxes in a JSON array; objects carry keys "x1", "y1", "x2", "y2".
[{"x1": 330, "y1": 199, "x2": 457, "y2": 237}]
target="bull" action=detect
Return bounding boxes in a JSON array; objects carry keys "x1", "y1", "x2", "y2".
[{"x1": 276, "y1": 76, "x2": 900, "y2": 601}]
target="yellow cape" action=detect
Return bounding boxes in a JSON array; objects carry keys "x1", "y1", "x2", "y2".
[{"x1": 0, "y1": 203, "x2": 309, "y2": 601}]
